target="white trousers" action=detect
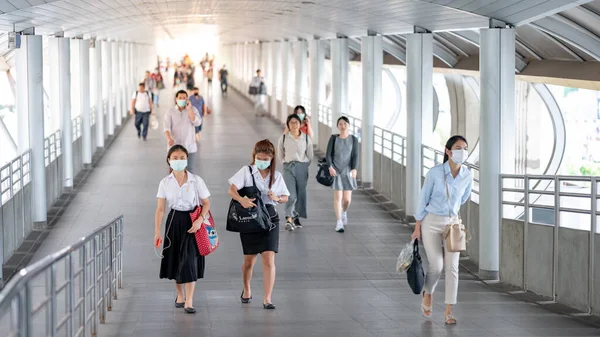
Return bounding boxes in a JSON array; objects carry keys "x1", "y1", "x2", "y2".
[{"x1": 421, "y1": 214, "x2": 460, "y2": 305}]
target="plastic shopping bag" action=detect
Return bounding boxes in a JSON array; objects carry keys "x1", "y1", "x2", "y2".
[
  {"x1": 150, "y1": 114, "x2": 159, "y2": 130},
  {"x1": 396, "y1": 240, "x2": 414, "y2": 273}
]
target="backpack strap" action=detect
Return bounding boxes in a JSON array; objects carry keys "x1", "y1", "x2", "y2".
[{"x1": 248, "y1": 165, "x2": 257, "y2": 188}]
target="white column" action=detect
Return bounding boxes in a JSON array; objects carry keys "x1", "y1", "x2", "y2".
[
  {"x1": 15, "y1": 35, "x2": 47, "y2": 228},
  {"x1": 56, "y1": 38, "x2": 74, "y2": 190},
  {"x1": 119, "y1": 42, "x2": 126, "y2": 119},
  {"x1": 294, "y1": 40, "x2": 308, "y2": 108},
  {"x1": 331, "y1": 38, "x2": 349, "y2": 132},
  {"x1": 270, "y1": 42, "x2": 280, "y2": 118},
  {"x1": 479, "y1": 27, "x2": 516, "y2": 280},
  {"x1": 102, "y1": 41, "x2": 113, "y2": 135},
  {"x1": 280, "y1": 40, "x2": 290, "y2": 124},
  {"x1": 78, "y1": 39, "x2": 92, "y2": 165},
  {"x1": 309, "y1": 39, "x2": 324, "y2": 147},
  {"x1": 111, "y1": 41, "x2": 121, "y2": 127},
  {"x1": 405, "y1": 32, "x2": 433, "y2": 220},
  {"x1": 361, "y1": 35, "x2": 382, "y2": 189},
  {"x1": 94, "y1": 41, "x2": 105, "y2": 148}
]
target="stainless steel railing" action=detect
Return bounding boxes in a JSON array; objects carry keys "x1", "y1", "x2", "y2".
[
  {"x1": 501, "y1": 175, "x2": 598, "y2": 312},
  {"x1": 0, "y1": 216, "x2": 124, "y2": 337}
]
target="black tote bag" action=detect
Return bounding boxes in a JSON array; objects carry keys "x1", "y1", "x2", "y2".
[
  {"x1": 406, "y1": 239, "x2": 425, "y2": 295},
  {"x1": 226, "y1": 166, "x2": 273, "y2": 233},
  {"x1": 316, "y1": 159, "x2": 334, "y2": 187}
]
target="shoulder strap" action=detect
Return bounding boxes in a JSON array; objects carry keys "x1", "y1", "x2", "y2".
[
  {"x1": 332, "y1": 135, "x2": 337, "y2": 159},
  {"x1": 248, "y1": 165, "x2": 257, "y2": 188}
]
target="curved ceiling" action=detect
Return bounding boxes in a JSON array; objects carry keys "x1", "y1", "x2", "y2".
[{"x1": 1, "y1": 0, "x2": 600, "y2": 83}]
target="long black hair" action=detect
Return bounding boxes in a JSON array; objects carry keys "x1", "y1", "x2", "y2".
[
  {"x1": 166, "y1": 144, "x2": 189, "y2": 172},
  {"x1": 443, "y1": 135, "x2": 468, "y2": 163}
]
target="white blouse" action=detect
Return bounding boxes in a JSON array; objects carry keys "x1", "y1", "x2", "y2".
[
  {"x1": 156, "y1": 172, "x2": 211, "y2": 211},
  {"x1": 228, "y1": 165, "x2": 290, "y2": 205}
]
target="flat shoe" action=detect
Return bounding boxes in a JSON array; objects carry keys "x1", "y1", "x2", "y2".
[
  {"x1": 241, "y1": 290, "x2": 252, "y2": 304},
  {"x1": 184, "y1": 307, "x2": 196, "y2": 314},
  {"x1": 263, "y1": 303, "x2": 276, "y2": 310},
  {"x1": 175, "y1": 296, "x2": 184, "y2": 308}
]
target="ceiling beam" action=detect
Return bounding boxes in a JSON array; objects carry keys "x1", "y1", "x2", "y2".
[
  {"x1": 382, "y1": 37, "x2": 406, "y2": 64},
  {"x1": 509, "y1": 0, "x2": 594, "y2": 26},
  {"x1": 530, "y1": 14, "x2": 600, "y2": 62}
]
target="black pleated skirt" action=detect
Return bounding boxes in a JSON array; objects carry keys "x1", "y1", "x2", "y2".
[
  {"x1": 239, "y1": 205, "x2": 280, "y2": 255},
  {"x1": 159, "y1": 209, "x2": 205, "y2": 283}
]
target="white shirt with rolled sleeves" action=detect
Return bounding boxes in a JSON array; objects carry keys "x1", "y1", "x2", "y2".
[
  {"x1": 228, "y1": 165, "x2": 290, "y2": 206},
  {"x1": 163, "y1": 105, "x2": 202, "y2": 153},
  {"x1": 156, "y1": 172, "x2": 210, "y2": 211}
]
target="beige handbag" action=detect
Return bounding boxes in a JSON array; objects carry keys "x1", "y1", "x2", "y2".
[{"x1": 443, "y1": 173, "x2": 471, "y2": 253}]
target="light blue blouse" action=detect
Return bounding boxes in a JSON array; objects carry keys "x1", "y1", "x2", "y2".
[{"x1": 415, "y1": 161, "x2": 473, "y2": 221}]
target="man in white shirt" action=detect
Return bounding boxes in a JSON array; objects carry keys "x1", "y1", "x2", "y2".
[
  {"x1": 130, "y1": 82, "x2": 153, "y2": 141},
  {"x1": 250, "y1": 69, "x2": 266, "y2": 117},
  {"x1": 164, "y1": 90, "x2": 202, "y2": 173}
]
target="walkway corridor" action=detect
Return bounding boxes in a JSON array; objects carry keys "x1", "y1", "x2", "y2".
[{"x1": 29, "y1": 85, "x2": 600, "y2": 337}]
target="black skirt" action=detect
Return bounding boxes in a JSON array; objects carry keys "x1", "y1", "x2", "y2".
[
  {"x1": 239, "y1": 205, "x2": 280, "y2": 255},
  {"x1": 159, "y1": 209, "x2": 205, "y2": 283}
]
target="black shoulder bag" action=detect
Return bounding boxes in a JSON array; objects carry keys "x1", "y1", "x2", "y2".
[
  {"x1": 316, "y1": 135, "x2": 336, "y2": 187},
  {"x1": 226, "y1": 166, "x2": 273, "y2": 233},
  {"x1": 406, "y1": 239, "x2": 425, "y2": 295}
]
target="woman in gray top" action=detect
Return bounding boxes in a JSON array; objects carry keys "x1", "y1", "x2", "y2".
[
  {"x1": 278, "y1": 114, "x2": 314, "y2": 231},
  {"x1": 325, "y1": 116, "x2": 359, "y2": 233}
]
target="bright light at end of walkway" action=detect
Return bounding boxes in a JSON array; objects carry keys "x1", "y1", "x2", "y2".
[{"x1": 155, "y1": 24, "x2": 219, "y2": 60}]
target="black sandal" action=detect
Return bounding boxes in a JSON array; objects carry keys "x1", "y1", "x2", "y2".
[
  {"x1": 184, "y1": 307, "x2": 196, "y2": 314},
  {"x1": 175, "y1": 296, "x2": 184, "y2": 308},
  {"x1": 263, "y1": 303, "x2": 276, "y2": 310},
  {"x1": 241, "y1": 290, "x2": 252, "y2": 304}
]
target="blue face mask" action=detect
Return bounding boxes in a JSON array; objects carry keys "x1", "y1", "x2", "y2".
[
  {"x1": 176, "y1": 100, "x2": 187, "y2": 108},
  {"x1": 297, "y1": 113, "x2": 305, "y2": 121},
  {"x1": 255, "y1": 159, "x2": 271, "y2": 170},
  {"x1": 170, "y1": 159, "x2": 187, "y2": 171}
]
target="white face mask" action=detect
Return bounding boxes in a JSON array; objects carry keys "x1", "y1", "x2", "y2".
[{"x1": 450, "y1": 149, "x2": 468, "y2": 165}]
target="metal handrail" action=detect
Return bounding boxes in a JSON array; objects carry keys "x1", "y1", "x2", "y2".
[
  {"x1": 500, "y1": 174, "x2": 598, "y2": 313},
  {"x1": 0, "y1": 151, "x2": 31, "y2": 206},
  {"x1": 44, "y1": 130, "x2": 62, "y2": 167},
  {"x1": 0, "y1": 216, "x2": 124, "y2": 337},
  {"x1": 72, "y1": 116, "x2": 82, "y2": 141}
]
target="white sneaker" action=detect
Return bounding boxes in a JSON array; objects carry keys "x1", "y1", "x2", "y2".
[
  {"x1": 335, "y1": 221, "x2": 345, "y2": 233},
  {"x1": 285, "y1": 220, "x2": 296, "y2": 232},
  {"x1": 341, "y1": 212, "x2": 348, "y2": 225}
]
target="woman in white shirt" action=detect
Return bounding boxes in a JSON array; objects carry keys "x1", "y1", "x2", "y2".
[
  {"x1": 228, "y1": 139, "x2": 289, "y2": 309},
  {"x1": 155, "y1": 145, "x2": 211, "y2": 314}
]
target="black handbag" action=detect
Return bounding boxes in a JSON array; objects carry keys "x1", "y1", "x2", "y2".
[
  {"x1": 226, "y1": 166, "x2": 273, "y2": 233},
  {"x1": 315, "y1": 135, "x2": 336, "y2": 187},
  {"x1": 248, "y1": 86, "x2": 258, "y2": 95},
  {"x1": 316, "y1": 159, "x2": 334, "y2": 187},
  {"x1": 406, "y1": 239, "x2": 425, "y2": 295}
]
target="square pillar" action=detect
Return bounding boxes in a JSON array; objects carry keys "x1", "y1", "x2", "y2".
[
  {"x1": 92, "y1": 40, "x2": 105, "y2": 148},
  {"x1": 294, "y1": 40, "x2": 308, "y2": 108},
  {"x1": 361, "y1": 35, "x2": 382, "y2": 189},
  {"x1": 119, "y1": 42, "x2": 126, "y2": 119},
  {"x1": 102, "y1": 40, "x2": 113, "y2": 135},
  {"x1": 479, "y1": 27, "x2": 516, "y2": 280},
  {"x1": 309, "y1": 39, "x2": 325, "y2": 147},
  {"x1": 111, "y1": 41, "x2": 121, "y2": 127},
  {"x1": 76, "y1": 39, "x2": 92, "y2": 165},
  {"x1": 331, "y1": 38, "x2": 349, "y2": 132},
  {"x1": 49, "y1": 37, "x2": 74, "y2": 189},
  {"x1": 270, "y1": 42, "x2": 280, "y2": 118},
  {"x1": 280, "y1": 40, "x2": 291, "y2": 124},
  {"x1": 405, "y1": 32, "x2": 433, "y2": 220},
  {"x1": 15, "y1": 35, "x2": 47, "y2": 227}
]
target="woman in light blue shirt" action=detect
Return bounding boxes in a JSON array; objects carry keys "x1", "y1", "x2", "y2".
[{"x1": 411, "y1": 135, "x2": 472, "y2": 325}]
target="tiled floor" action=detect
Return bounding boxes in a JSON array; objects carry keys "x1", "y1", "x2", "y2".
[{"x1": 26, "y1": 82, "x2": 600, "y2": 337}]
